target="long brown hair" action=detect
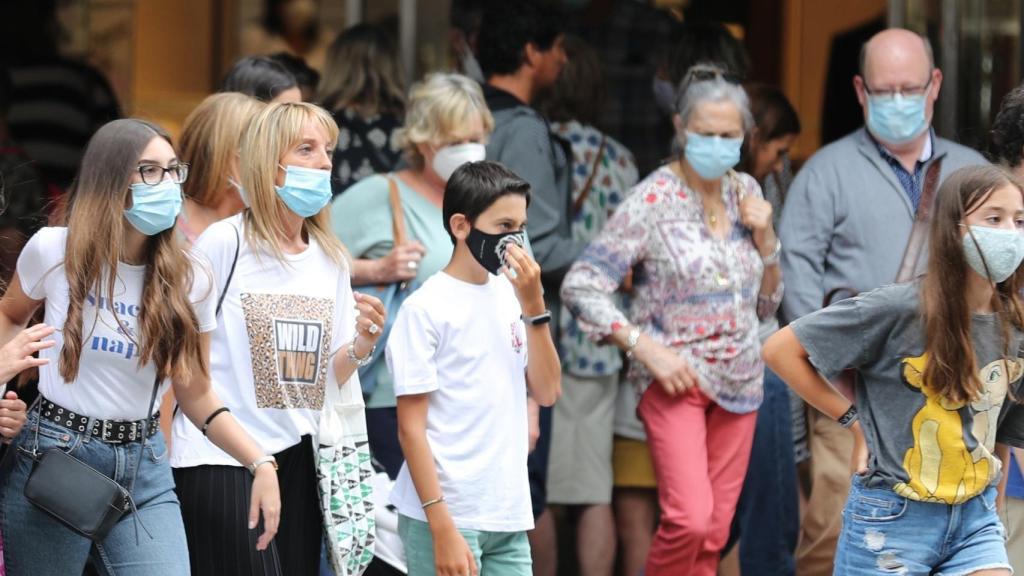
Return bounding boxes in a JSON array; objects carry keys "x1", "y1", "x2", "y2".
[
  {"x1": 922, "y1": 164, "x2": 1024, "y2": 402},
  {"x1": 60, "y1": 119, "x2": 207, "y2": 383},
  {"x1": 315, "y1": 23, "x2": 406, "y2": 118},
  {"x1": 238, "y1": 102, "x2": 347, "y2": 265}
]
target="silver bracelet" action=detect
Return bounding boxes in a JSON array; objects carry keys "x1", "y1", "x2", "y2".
[
  {"x1": 761, "y1": 238, "x2": 782, "y2": 267},
  {"x1": 346, "y1": 338, "x2": 375, "y2": 367}
]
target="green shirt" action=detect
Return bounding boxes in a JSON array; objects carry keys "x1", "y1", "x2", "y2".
[{"x1": 330, "y1": 174, "x2": 453, "y2": 408}]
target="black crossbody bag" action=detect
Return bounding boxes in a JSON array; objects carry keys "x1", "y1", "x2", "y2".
[{"x1": 19, "y1": 374, "x2": 161, "y2": 541}]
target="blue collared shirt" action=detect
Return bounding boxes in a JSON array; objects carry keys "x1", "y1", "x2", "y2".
[{"x1": 873, "y1": 131, "x2": 934, "y2": 211}]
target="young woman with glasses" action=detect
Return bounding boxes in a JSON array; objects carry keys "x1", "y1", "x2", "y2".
[{"x1": 0, "y1": 118, "x2": 281, "y2": 576}]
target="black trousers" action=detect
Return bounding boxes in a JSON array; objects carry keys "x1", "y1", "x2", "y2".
[{"x1": 174, "y1": 436, "x2": 321, "y2": 576}]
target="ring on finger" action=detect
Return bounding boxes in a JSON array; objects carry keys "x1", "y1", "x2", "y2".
[
  {"x1": 407, "y1": 260, "x2": 418, "y2": 270},
  {"x1": 368, "y1": 323, "x2": 380, "y2": 335}
]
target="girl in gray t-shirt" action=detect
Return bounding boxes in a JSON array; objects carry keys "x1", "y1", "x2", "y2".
[{"x1": 764, "y1": 165, "x2": 1024, "y2": 575}]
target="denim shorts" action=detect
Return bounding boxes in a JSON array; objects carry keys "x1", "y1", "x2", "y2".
[
  {"x1": 0, "y1": 409, "x2": 189, "y2": 576},
  {"x1": 835, "y1": 474, "x2": 1011, "y2": 575}
]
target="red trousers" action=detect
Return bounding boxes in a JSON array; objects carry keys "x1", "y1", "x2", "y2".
[{"x1": 638, "y1": 384, "x2": 757, "y2": 576}]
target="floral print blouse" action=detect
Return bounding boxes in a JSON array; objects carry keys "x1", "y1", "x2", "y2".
[{"x1": 561, "y1": 165, "x2": 782, "y2": 414}]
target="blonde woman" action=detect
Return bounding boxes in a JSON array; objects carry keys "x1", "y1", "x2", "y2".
[
  {"x1": 0, "y1": 118, "x2": 280, "y2": 575},
  {"x1": 316, "y1": 23, "x2": 407, "y2": 193},
  {"x1": 177, "y1": 92, "x2": 267, "y2": 243},
  {"x1": 330, "y1": 72, "x2": 493, "y2": 479},
  {"x1": 171, "y1": 102, "x2": 385, "y2": 576}
]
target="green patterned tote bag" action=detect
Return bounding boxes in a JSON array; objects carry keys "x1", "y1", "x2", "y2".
[{"x1": 316, "y1": 370, "x2": 376, "y2": 575}]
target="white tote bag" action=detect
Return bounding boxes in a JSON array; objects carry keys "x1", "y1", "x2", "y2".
[{"x1": 316, "y1": 369, "x2": 376, "y2": 576}]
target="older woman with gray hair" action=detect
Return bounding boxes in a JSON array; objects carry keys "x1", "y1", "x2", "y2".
[
  {"x1": 329, "y1": 72, "x2": 494, "y2": 479},
  {"x1": 561, "y1": 64, "x2": 782, "y2": 576}
]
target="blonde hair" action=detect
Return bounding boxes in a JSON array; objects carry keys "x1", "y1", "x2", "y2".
[
  {"x1": 238, "y1": 102, "x2": 347, "y2": 265},
  {"x1": 396, "y1": 73, "x2": 494, "y2": 170},
  {"x1": 179, "y1": 92, "x2": 267, "y2": 207},
  {"x1": 61, "y1": 119, "x2": 207, "y2": 384}
]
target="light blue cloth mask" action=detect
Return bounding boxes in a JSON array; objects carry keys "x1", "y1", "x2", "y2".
[{"x1": 962, "y1": 225, "x2": 1024, "y2": 283}]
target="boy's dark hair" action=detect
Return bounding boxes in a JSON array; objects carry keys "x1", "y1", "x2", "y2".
[
  {"x1": 221, "y1": 56, "x2": 298, "y2": 103},
  {"x1": 443, "y1": 161, "x2": 532, "y2": 243},
  {"x1": 268, "y1": 52, "x2": 320, "y2": 93},
  {"x1": 476, "y1": 0, "x2": 566, "y2": 78}
]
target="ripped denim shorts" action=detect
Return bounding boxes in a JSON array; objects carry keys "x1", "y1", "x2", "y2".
[{"x1": 834, "y1": 474, "x2": 1011, "y2": 576}]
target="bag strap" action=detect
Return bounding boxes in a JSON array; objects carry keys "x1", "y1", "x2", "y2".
[
  {"x1": 895, "y1": 157, "x2": 944, "y2": 283},
  {"x1": 573, "y1": 135, "x2": 608, "y2": 217},
  {"x1": 216, "y1": 223, "x2": 241, "y2": 316},
  {"x1": 386, "y1": 175, "x2": 408, "y2": 247}
]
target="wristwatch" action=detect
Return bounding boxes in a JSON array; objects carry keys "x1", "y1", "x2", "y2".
[
  {"x1": 761, "y1": 238, "x2": 782, "y2": 267},
  {"x1": 247, "y1": 455, "x2": 279, "y2": 475},
  {"x1": 521, "y1": 310, "x2": 552, "y2": 326}
]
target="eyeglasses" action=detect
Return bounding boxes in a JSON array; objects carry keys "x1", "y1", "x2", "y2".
[
  {"x1": 137, "y1": 163, "x2": 189, "y2": 186},
  {"x1": 863, "y1": 77, "x2": 933, "y2": 100}
]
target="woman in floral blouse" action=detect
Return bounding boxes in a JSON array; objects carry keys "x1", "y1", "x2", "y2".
[{"x1": 561, "y1": 65, "x2": 782, "y2": 576}]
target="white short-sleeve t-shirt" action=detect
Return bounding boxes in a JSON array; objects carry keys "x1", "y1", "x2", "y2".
[
  {"x1": 386, "y1": 271, "x2": 532, "y2": 533},
  {"x1": 16, "y1": 227, "x2": 217, "y2": 421},
  {"x1": 170, "y1": 215, "x2": 359, "y2": 468}
]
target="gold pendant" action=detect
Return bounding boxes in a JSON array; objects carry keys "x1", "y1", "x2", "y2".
[{"x1": 709, "y1": 213, "x2": 718, "y2": 226}]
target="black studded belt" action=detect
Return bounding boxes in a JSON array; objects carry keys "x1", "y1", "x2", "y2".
[{"x1": 38, "y1": 397, "x2": 159, "y2": 444}]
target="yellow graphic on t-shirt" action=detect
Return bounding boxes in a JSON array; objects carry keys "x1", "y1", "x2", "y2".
[{"x1": 894, "y1": 353, "x2": 1022, "y2": 504}]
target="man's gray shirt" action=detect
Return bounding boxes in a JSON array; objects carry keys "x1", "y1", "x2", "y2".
[{"x1": 779, "y1": 127, "x2": 986, "y2": 323}]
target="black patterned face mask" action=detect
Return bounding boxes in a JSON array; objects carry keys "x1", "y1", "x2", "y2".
[{"x1": 466, "y1": 228, "x2": 525, "y2": 275}]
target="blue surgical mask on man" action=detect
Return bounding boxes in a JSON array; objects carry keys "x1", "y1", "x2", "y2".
[
  {"x1": 124, "y1": 179, "x2": 183, "y2": 236},
  {"x1": 683, "y1": 132, "x2": 743, "y2": 181},
  {"x1": 867, "y1": 91, "x2": 929, "y2": 145},
  {"x1": 962, "y1": 225, "x2": 1024, "y2": 283},
  {"x1": 275, "y1": 164, "x2": 332, "y2": 218}
]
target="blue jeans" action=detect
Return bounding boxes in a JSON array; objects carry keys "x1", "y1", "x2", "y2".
[
  {"x1": 1, "y1": 409, "x2": 189, "y2": 575},
  {"x1": 835, "y1": 475, "x2": 1010, "y2": 575},
  {"x1": 726, "y1": 368, "x2": 798, "y2": 575}
]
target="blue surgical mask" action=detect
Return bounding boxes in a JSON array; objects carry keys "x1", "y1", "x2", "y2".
[
  {"x1": 867, "y1": 93, "x2": 929, "y2": 145},
  {"x1": 275, "y1": 164, "x2": 331, "y2": 218},
  {"x1": 962, "y1": 225, "x2": 1024, "y2": 283},
  {"x1": 124, "y1": 179, "x2": 182, "y2": 236},
  {"x1": 683, "y1": 132, "x2": 743, "y2": 180}
]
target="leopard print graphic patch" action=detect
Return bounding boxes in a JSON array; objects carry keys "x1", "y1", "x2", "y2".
[{"x1": 241, "y1": 292, "x2": 334, "y2": 410}]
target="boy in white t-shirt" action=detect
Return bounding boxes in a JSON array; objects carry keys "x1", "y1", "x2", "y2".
[{"x1": 386, "y1": 161, "x2": 561, "y2": 576}]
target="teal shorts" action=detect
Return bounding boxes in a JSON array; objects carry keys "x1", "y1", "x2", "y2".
[{"x1": 398, "y1": 515, "x2": 532, "y2": 576}]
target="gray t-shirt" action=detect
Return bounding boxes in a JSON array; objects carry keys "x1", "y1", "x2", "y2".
[{"x1": 791, "y1": 282, "x2": 1024, "y2": 504}]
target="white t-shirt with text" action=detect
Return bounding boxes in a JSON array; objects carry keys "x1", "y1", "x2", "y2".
[
  {"x1": 170, "y1": 215, "x2": 359, "y2": 468},
  {"x1": 17, "y1": 227, "x2": 217, "y2": 421},
  {"x1": 386, "y1": 271, "x2": 532, "y2": 532}
]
